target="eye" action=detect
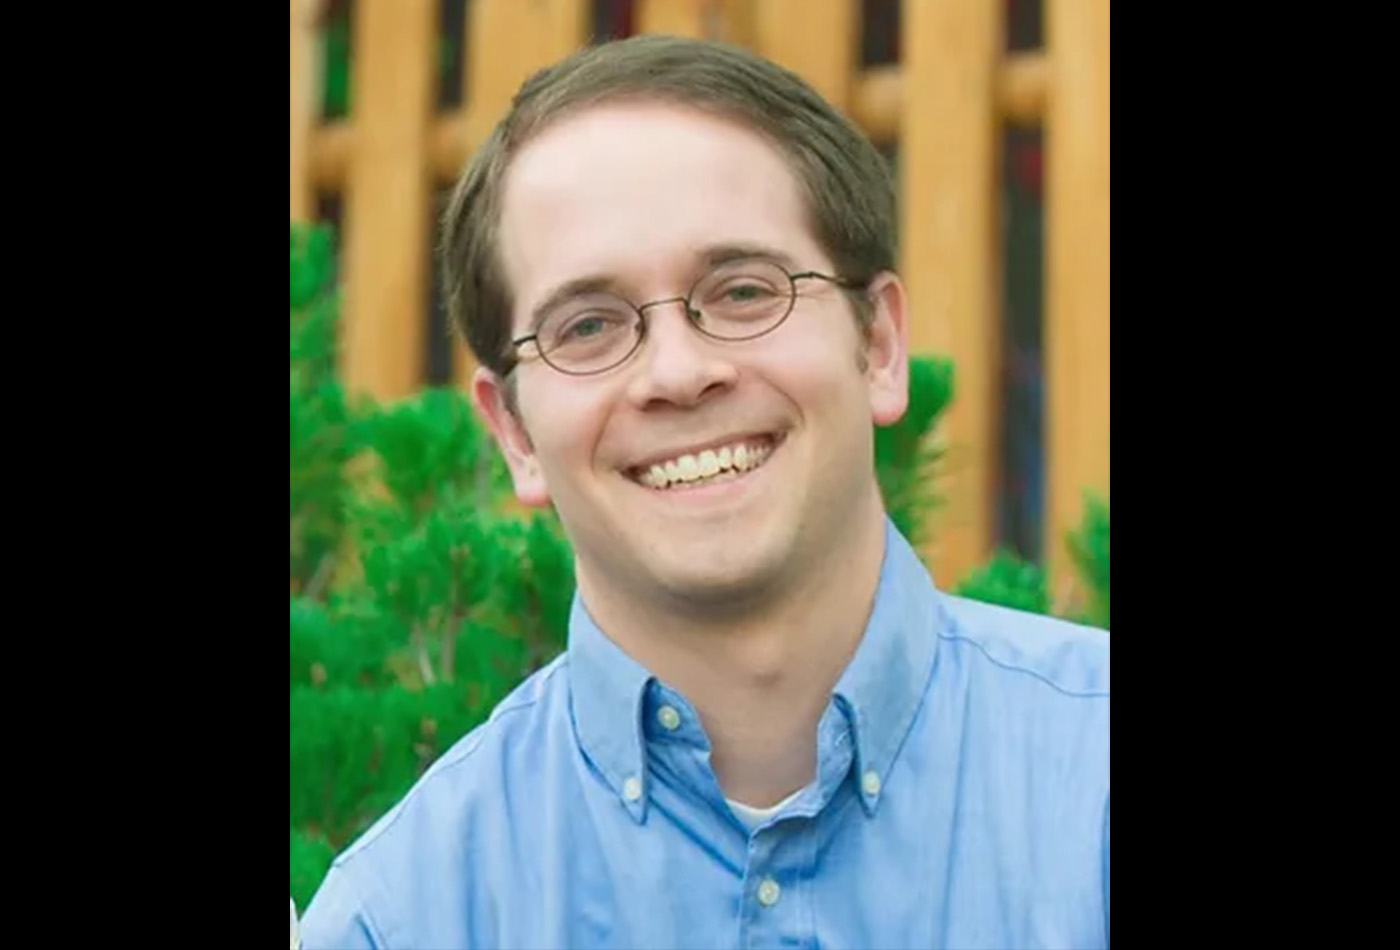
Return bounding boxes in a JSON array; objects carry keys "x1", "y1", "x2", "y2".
[
  {"x1": 548, "y1": 306, "x2": 632, "y2": 349},
  {"x1": 722, "y1": 282, "x2": 777, "y2": 302},
  {"x1": 703, "y1": 275, "x2": 786, "y2": 318},
  {"x1": 564, "y1": 315, "x2": 609, "y2": 340}
]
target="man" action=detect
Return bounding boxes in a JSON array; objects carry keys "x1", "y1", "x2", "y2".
[{"x1": 300, "y1": 34, "x2": 1109, "y2": 950}]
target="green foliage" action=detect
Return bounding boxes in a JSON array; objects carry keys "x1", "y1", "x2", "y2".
[
  {"x1": 469, "y1": 509, "x2": 576, "y2": 671},
  {"x1": 290, "y1": 224, "x2": 334, "y2": 312},
  {"x1": 875, "y1": 355, "x2": 953, "y2": 549},
  {"x1": 290, "y1": 222, "x2": 573, "y2": 900},
  {"x1": 356, "y1": 387, "x2": 511, "y2": 518},
  {"x1": 952, "y1": 496, "x2": 1111, "y2": 630},
  {"x1": 954, "y1": 551, "x2": 1051, "y2": 616},
  {"x1": 290, "y1": 224, "x2": 361, "y2": 591},
  {"x1": 290, "y1": 828, "x2": 336, "y2": 912},
  {"x1": 290, "y1": 595, "x2": 396, "y2": 690},
  {"x1": 352, "y1": 492, "x2": 534, "y2": 689},
  {"x1": 1068, "y1": 494, "x2": 1110, "y2": 629},
  {"x1": 289, "y1": 678, "x2": 487, "y2": 829}
]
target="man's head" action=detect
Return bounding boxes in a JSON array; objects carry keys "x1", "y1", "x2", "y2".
[{"x1": 441, "y1": 35, "x2": 909, "y2": 612}]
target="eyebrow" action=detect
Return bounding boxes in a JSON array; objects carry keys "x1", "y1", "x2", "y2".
[
  {"x1": 701, "y1": 242, "x2": 801, "y2": 271},
  {"x1": 522, "y1": 242, "x2": 803, "y2": 336},
  {"x1": 524, "y1": 275, "x2": 623, "y2": 336}
]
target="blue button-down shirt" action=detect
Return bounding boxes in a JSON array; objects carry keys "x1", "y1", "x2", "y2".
[{"x1": 301, "y1": 519, "x2": 1110, "y2": 949}]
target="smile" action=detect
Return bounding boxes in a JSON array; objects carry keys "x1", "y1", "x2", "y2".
[{"x1": 626, "y1": 433, "x2": 783, "y2": 491}]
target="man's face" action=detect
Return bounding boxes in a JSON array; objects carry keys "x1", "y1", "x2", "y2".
[{"x1": 474, "y1": 101, "x2": 908, "y2": 610}]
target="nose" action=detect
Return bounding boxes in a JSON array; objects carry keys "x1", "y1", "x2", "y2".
[{"x1": 625, "y1": 300, "x2": 738, "y2": 409}]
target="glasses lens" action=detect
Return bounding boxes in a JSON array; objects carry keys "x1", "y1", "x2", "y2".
[
  {"x1": 689, "y1": 260, "x2": 793, "y2": 339},
  {"x1": 536, "y1": 294, "x2": 640, "y2": 374}
]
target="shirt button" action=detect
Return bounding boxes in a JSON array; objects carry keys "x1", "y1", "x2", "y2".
[
  {"x1": 657, "y1": 705, "x2": 681, "y2": 730},
  {"x1": 756, "y1": 877, "x2": 781, "y2": 907},
  {"x1": 622, "y1": 776, "x2": 642, "y2": 802},
  {"x1": 861, "y1": 770, "x2": 881, "y2": 796}
]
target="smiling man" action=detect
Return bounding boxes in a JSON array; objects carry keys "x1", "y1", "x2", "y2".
[{"x1": 299, "y1": 35, "x2": 1109, "y2": 950}]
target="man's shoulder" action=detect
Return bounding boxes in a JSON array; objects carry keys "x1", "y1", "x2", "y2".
[
  {"x1": 332, "y1": 651, "x2": 574, "y2": 868},
  {"x1": 300, "y1": 653, "x2": 575, "y2": 946},
  {"x1": 934, "y1": 591, "x2": 1110, "y2": 700}
]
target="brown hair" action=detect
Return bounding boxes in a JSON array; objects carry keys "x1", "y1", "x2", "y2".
[{"x1": 439, "y1": 33, "x2": 897, "y2": 379}]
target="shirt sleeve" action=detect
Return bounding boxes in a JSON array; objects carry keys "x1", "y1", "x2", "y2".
[{"x1": 299, "y1": 864, "x2": 385, "y2": 950}]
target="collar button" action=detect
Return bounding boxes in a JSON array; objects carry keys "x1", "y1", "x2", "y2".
[
  {"x1": 657, "y1": 705, "x2": 681, "y2": 730},
  {"x1": 861, "y1": 770, "x2": 881, "y2": 797}
]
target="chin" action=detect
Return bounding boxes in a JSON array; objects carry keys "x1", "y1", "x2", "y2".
[{"x1": 647, "y1": 547, "x2": 789, "y2": 611}]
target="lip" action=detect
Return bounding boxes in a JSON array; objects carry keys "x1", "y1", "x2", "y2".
[{"x1": 622, "y1": 430, "x2": 784, "y2": 478}]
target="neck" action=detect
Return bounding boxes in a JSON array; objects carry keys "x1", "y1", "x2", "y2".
[{"x1": 578, "y1": 497, "x2": 889, "y2": 808}]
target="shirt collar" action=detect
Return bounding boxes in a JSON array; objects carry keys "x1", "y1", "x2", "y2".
[
  {"x1": 566, "y1": 516, "x2": 941, "y2": 821},
  {"x1": 830, "y1": 517, "x2": 942, "y2": 815},
  {"x1": 567, "y1": 595, "x2": 655, "y2": 822}
]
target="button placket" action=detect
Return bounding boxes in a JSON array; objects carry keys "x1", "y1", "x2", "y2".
[{"x1": 737, "y1": 828, "x2": 810, "y2": 948}]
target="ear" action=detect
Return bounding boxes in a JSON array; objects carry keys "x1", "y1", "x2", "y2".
[
  {"x1": 471, "y1": 366, "x2": 552, "y2": 508},
  {"x1": 862, "y1": 271, "x2": 909, "y2": 427}
]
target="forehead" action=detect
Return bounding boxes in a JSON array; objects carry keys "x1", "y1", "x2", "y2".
[{"x1": 496, "y1": 101, "x2": 824, "y2": 329}]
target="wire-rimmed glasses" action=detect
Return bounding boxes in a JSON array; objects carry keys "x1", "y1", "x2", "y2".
[{"x1": 509, "y1": 258, "x2": 862, "y2": 376}]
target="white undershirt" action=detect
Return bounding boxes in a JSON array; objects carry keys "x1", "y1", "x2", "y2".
[{"x1": 726, "y1": 787, "x2": 806, "y2": 830}]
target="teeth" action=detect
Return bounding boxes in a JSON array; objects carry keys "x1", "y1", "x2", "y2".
[{"x1": 635, "y1": 438, "x2": 777, "y2": 489}]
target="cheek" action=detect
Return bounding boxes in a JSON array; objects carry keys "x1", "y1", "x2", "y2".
[
  {"x1": 759, "y1": 322, "x2": 866, "y2": 402},
  {"x1": 520, "y1": 380, "x2": 613, "y2": 478}
]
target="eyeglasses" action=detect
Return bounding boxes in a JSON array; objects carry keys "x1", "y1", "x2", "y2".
[{"x1": 508, "y1": 258, "x2": 864, "y2": 376}]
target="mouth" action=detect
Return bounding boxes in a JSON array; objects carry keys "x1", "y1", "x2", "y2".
[{"x1": 624, "y1": 432, "x2": 785, "y2": 491}]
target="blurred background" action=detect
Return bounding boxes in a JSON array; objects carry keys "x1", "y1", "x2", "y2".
[
  {"x1": 290, "y1": 0, "x2": 1108, "y2": 906},
  {"x1": 290, "y1": 0, "x2": 1107, "y2": 595}
]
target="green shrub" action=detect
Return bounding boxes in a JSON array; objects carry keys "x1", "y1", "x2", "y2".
[
  {"x1": 955, "y1": 550, "x2": 1051, "y2": 616},
  {"x1": 290, "y1": 827, "x2": 336, "y2": 911},
  {"x1": 1068, "y1": 494, "x2": 1110, "y2": 629},
  {"x1": 951, "y1": 496, "x2": 1110, "y2": 630},
  {"x1": 874, "y1": 354, "x2": 953, "y2": 549}
]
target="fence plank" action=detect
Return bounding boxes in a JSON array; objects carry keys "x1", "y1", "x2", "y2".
[
  {"x1": 450, "y1": 0, "x2": 589, "y2": 388},
  {"x1": 899, "y1": 0, "x2": 1004, "y2": 587},
  {"x1": 461, "y1": 0, "x2": 589, "y2": 149},
  {"x1": 752, "y1": 0, "x2": 855, "y2": 113},
  {"x1": 1046, "y1": 0, "x2": 1110, "y2": 606},
  {"x1": 290, "y1": 0, "x2": 322, "y2": 222},
  {"x1": 637, "y1": 0, "x2": 752, "y2": 43},
  {"x1": 310, "y1": 57, "x2": 1049, "y2": 193},
  {"x1": 342, "y1": 0, "x2": 437, "y2": 402},
  {"x1": 853, "y1": 54, "x2": 1044, "y2": 146},
  {"x1": 1000, "y1": 53, "x2": 1048, "y2": 127},
  {"x1": 435, "y1": 0, "x2": 589, "y2": 182}
]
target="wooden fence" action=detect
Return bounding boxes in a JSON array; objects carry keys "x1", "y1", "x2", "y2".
[{"x1": 289, "y1": 0, "x2": 1109, "y2": 599}]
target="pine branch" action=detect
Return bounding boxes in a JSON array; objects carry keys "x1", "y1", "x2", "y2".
[
  {"x1": 303, "y1": 553, "x2": 337, "y2": 603},
  {"x1": 411, "y1": 623, "x2": 436, "y2": 686}
]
